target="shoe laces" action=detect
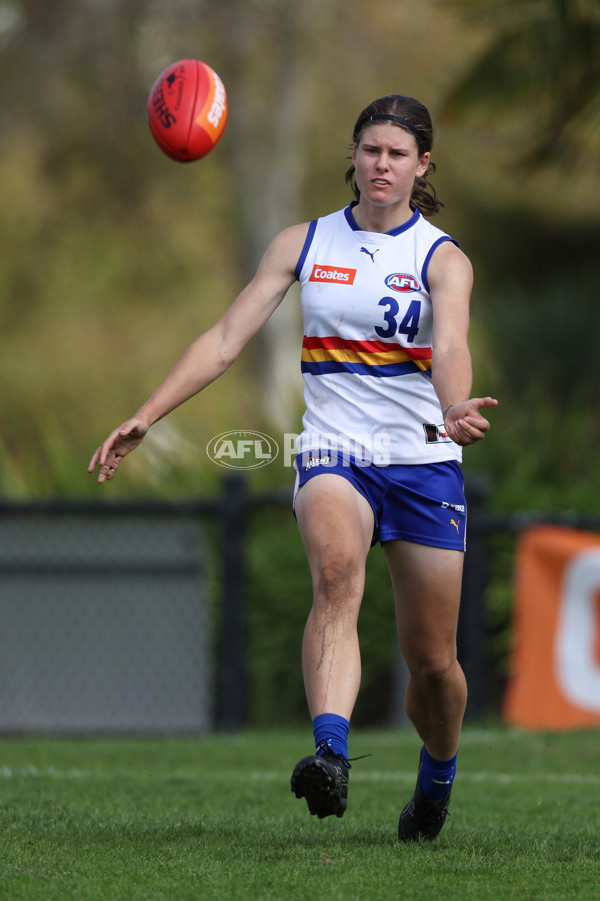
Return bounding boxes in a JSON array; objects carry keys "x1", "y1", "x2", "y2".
[{"x1": 316, "y1": 741, "x2": 372, "y2": 769}]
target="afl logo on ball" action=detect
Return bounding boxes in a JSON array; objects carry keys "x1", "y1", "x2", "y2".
[{"x1": 385, "y1": 273, "x2": 421, "y2": 292}]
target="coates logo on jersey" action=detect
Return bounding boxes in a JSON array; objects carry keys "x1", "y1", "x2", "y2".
[
  {"x1": 385, "y1": 273, "x2": 421, "y2": 293},
  {"x1": 309, "y1": 264, "x2": 357, "y2": 285}
]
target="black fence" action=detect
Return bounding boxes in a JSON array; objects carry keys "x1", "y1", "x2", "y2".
[
  {"x1": 0, "y1": 476, "x2": 290, "y2": 734},
  {"x1": 1, "y1": 475, "x2": 599, "y2": 733}
]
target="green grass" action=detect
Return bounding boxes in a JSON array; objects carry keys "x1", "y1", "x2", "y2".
[{"x1": 0, "y1": 728, "x2": 598, "y2": 900}]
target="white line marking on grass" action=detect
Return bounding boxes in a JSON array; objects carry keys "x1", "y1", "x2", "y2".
[
  {"x1": 250, "y1": 771, "x2": 600, "y2": 786},
  {"x1": 354, "y1": 772, "x2": 600, "y2": 786},
  {"x1": 465, "y1": 772, "x2": 600, "y2": 786},
  {"x1": 0, "y1": 766, "x2": 88, "y2": 779},
  {"x1": 1, "y1": 767, "x2": 599, "y2": 787}
]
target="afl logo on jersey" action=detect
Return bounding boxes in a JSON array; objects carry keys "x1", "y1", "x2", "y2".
[{"x1": 385, "y1": 273, "x2": 421, "y2": 293}]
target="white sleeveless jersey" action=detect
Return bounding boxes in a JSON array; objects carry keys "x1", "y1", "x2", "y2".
[{"x1": 295, "y1": 204, "x2": 463, "y2": 465}]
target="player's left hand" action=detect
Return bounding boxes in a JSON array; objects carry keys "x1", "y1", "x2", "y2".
[{"x1": 443, "y1": 396, "x2": 498, "y2": 446}]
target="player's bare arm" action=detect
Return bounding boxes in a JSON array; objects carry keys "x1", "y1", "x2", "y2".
[
  {"x1": 88, "y1": 223, "x2": 309, "y2": 482},
  {"x1": 429, "y1": 241, "x2": 497, "y2": 446}
]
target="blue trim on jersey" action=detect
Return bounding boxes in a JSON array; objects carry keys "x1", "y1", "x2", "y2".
[
  {"x1": 301, "y1": 359, "x2": 426, "y2": 377},
  {"x1": 386, "y1": 206, "x2": 421, "y2": 236},
  {"x1": 421, "y1": 236, "x2": 459, "y2": 293},
  {"x1": 295, "y1": 219, "x2": 318, "y2": 281},
  {"x1": 344, "y1": 203, "x2": 421, "y2": 236},
  {"x1": 344, "y1": 204, "x2": 360, "y2": 231}
]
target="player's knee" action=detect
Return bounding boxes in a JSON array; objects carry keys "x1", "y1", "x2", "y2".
[
  {"x1": 408, "y1": 651, "x2": 457, "y2": 687},
  {"x1": 314, "y1": 555, "x2": 363, "y2": 608}
]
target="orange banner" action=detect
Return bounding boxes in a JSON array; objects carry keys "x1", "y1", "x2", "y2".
[{"x1": 503, "y1": 525, "x2": 600, "y2": 730}]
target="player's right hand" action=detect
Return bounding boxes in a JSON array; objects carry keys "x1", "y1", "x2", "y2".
[{"x1": 87, "y1": 418, "x2": 150, "y2": 484}]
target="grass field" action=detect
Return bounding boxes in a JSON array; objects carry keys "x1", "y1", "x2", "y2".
[{"x1": 0, "y1": 727, "x2": 598, "y2": 900}]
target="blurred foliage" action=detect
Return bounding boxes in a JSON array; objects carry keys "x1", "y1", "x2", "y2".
[
  {"x1": 445, "y1": 0, "x2": 600, "y2": 171},
  {"x1": 1, "y1": 0, "x2": 599, "y2": 724}
]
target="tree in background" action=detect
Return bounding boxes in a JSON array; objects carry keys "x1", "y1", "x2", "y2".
[
  {"x1": 445, "y1": 0, "x2": 600, "y2": 172},
  {"x1": 439, "y1": 0, "x2": 600, "y2": 509},
  {"x1": 210, "y1": 0, "x2": 342, "y2": 429}
]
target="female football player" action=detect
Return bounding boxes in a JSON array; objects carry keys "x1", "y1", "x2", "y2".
[{"x1": 89, "y1": 94, "x2": 497, "y2": 842}]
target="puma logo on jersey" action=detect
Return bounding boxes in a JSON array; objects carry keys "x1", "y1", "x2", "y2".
[
  {"x1": 450, "y1": 519, "x2": 460, "y2": 533},
  {"x1": 309, "y1": 265, "x2": 357, "y2": 284},
  {"x1": 360, "y1": 247, "x2": 380, "y2": 262}
]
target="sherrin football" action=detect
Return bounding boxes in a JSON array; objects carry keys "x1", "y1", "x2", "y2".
[{"x1": 147, "y1": 59, "x2": 228, "y2": 162}]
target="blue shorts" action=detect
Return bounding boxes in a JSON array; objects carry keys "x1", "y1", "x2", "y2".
[{"x1": 293, "y1": 452, "x2": 467, "y2": 551}]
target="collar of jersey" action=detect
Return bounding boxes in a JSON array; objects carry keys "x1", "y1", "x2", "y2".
[{"x1": 344, "y1": 202, "x2": 421, "y2": 236}]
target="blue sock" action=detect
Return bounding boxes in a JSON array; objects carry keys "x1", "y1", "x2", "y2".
[
  {"x1": 418, "y1": 746, "x2": 457, "y2": 801},
  {"x1": 312, "y1": 713, "x2": 350, "y2": 763}
]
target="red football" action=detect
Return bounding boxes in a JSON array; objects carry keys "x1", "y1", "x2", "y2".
[{"x1": 147, "y1": 59, "x2": 228, "y2": 162}]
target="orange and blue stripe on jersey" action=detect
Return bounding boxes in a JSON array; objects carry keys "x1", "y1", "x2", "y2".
[{"x1": 301, "y1": 336, "x2": 432, "y2": 377}]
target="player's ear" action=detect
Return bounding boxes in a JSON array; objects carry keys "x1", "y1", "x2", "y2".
[{"x1": 416, "y1": 151, "x2": 430, "y2": 177}]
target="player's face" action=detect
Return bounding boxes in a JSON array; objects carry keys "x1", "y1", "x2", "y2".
[{"x1": 352, "y1": 124, "x2": 430, "y2": 210}]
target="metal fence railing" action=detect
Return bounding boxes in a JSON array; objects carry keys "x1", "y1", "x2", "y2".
[
  {"x1": 1, "y1": 475, "x2": 598, "y2": 733},
  {"x1": 0, "y1": 505, "x2": 211, "y2": 734}
]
